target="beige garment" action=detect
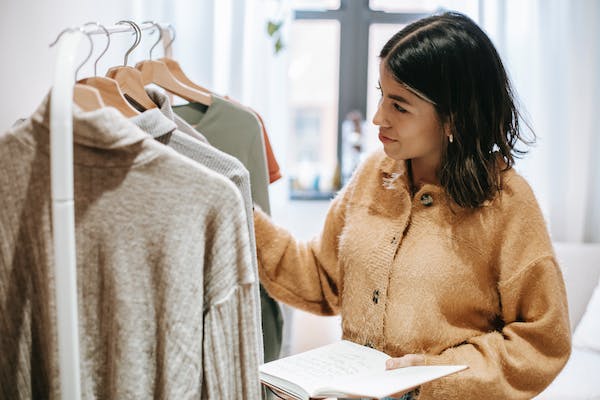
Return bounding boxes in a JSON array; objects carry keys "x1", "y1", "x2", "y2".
[
  {"x1": 133, "y1": 90, "x2": 264, "y2": 398},
  {"x1": 0, "y1": 96, "x2": 256, "y2": 399},
  {"x1": 254, "y1": 149, "x2": 571, "y2": 400}
]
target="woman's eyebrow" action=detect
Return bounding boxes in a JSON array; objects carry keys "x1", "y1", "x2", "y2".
[
  {"x1": 387, "y1": 93, "x2": 413, "y2": 105},
  {"x1": 378, "y1": 80, "x2": 420, "y2": 106}
]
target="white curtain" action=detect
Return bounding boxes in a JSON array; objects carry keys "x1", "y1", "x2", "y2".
[
  {"x1": 152, "y1": 0, "x2": 291, "y2": 204},
  {"x1": 482, "y1": 0, "x2": 600, "y2": 243}
]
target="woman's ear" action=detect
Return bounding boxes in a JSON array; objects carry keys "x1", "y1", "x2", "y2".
[{"x1": 442, "y1": 120, "x2": 454, "y2": 143}]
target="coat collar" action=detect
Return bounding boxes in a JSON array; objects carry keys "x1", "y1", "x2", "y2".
[
  {"x1": 129, "y1": 108, "x2": 177, "y2": 139},
  {"x1": 31, "y1": 92, "x2": 151, "y2": 149},
  {"x1": 370, "y1": 152, "x2": 461, "y2": 219},
  {"x1": 23, "y1": 92, "x2": 164, "y2": 167},
  {"x1": 368, "y1": 153, "x2": 412, "y2": 218}
]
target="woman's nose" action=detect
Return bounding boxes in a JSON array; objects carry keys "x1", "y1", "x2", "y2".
[{"x1": 372, "y1": 102, "x2": 389, "y2": 127}]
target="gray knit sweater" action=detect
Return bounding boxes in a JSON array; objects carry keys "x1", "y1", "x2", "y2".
[
  {"x1": 133, "y1": 90, "x2": 263, "y2": 398},
  {"x1": 0, "y1": 95, "x2": 256, "y2": 399},
  {"x1": 170, "y1": 94, "x2": 284, "y2": 365}
]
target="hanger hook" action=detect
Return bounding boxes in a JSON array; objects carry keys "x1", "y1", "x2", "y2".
[
  {"x1": 49, "y1": 27, "x2": 77, "y2": 47},
  {"x1": 116, "y1": 20, "x2": 141, "y2": 66},
  {"x1": 50, "y1": 26, "x2": 94, "y2": 82},
  {"x1": 142, "y1": 20, "x2": 162, "y2": 60},
  {"x1": 164, "y1": 24, "x2": 176, "y2": 53},
  {"x1": 82, "y1": 22, "x2": 110, "y2": 76}
]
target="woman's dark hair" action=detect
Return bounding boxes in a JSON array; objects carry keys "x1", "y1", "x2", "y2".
[{"x1": 379, "y1": 11, "x2": 534, "y2": 208}]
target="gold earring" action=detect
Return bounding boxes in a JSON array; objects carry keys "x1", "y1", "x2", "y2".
[{"x1": 449, "y1": 135, "x2": 454, "y2": 143}]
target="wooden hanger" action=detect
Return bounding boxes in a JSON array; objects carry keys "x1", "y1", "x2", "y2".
[
  {"x1": 65, "y1": 25, "x2": 104, "y2": 112},
  {"x1": 136, "y1": 21, "x2": 212, "y2": 106},
  {"x1": 50, "y1": 26, "x2": 106, "y2": 113},
  {"x1": 73, "y1": 83, "x2": 104, "y2": 112},
  {"x1": 135, "y1": 59, "x2": 212, "y2": 105},
  {"x1": 158, "y1": 57, "x2": 212, "y2": 94},
  {"x1": 105, "y1": 66, "x2": 158, "y2": 110},
  {"x1": 78, "y1": 76, "x2": 139, "y2": 117},
  {"x1": 104, "y1": 21, "x2": 157, "y2": 111},
  {"x1": 75, "y1": 22, "x2": 140, "y2": 117},
  {"x1": 158, "y1": 25, "x2": 213, "y2": 95}
]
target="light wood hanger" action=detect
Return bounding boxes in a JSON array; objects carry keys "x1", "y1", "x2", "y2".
[
  {"x1": 78, "y1": 77, "x2": 139, "y2": 117},
  {"x1": 157, "y1": 25, "x2": 212, "y2": 94},
  {"x1": 76, "y1": 22, "x2": 140, "y2": 117},
  {"x1": 66, "y1": 25, "x2": 104, "y2": 112},
  {"x1": 73, "y1": 83, "x2": 104, "y2": 112},
  {"x1": 135, "y1": 59, "x2": 212, "y2": 105},
  {"x1": 104, "y1": 21, "x2": 157, "y2": 111},
  {"x1": 158, "y1": 57, "x2": 212, "y2": 94},
  {"x1": 105, "y1": 67, "x2": 157, "y2": 111},
  {"x1": 135, "y1": 21, "x2": 212, "y2": 106}
]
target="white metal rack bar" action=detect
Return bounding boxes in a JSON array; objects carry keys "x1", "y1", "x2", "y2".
[
  {"x1": 51, "y1": 28, "x2": 83, "y2": 400},
  {"x1": 50, "y1": 21, "x2": 171, "y2": 400},
  {"x1": 79, "y1": 21, "x2": 171, "y2": 38}
]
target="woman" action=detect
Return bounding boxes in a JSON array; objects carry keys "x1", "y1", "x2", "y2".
[{"x1": 255, "y1": 12, "x2": 571, "y2": 400}]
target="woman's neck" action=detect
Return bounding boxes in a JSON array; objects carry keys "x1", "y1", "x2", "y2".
[{"x1": 407, "y1": 157, "x2": 440, "y2": 194}]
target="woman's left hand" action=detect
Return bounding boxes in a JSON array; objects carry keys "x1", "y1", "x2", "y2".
[{"x1": 385, "y1": 354, "x2": 426, "y2": 370}]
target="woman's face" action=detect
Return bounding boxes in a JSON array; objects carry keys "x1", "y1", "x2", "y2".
[{"x1": 372, "y1": 63, "x2": 447, "y2": 164}]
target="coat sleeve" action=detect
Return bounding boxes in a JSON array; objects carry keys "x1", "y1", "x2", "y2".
[
  {"x1": 418, "y1": 256, "x2": 571, "y2": 399},
  {"x1": 203, "y1": 184, "x2": 262, "y2": 400},
  {"x1": 253, "y1": 183, "x2": 353, "y2": 316}
]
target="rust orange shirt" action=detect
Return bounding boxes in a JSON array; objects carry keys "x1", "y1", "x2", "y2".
[{"x1": 225, "y1": 96, "x2": 282, "y2": 184}]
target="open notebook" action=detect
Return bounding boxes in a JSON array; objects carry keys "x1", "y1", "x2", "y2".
[{"x1": 260, "y1": 340, "x2": 467, "y2": 399}]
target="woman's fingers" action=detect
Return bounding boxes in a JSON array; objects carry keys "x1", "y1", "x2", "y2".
[{"x1": 385, "y1": 354, "x2": 426, "y2": 370}]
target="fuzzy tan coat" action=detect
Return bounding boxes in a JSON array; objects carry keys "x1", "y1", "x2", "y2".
[{"x1": 254, "y1": 150, "x2": 571, "y2": 399}]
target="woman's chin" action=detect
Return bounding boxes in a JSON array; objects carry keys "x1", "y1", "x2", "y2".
[{"x1": 381, "y1": 145, "x2": 405, "y2": 161}]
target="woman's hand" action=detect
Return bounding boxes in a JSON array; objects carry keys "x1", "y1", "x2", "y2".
[
  {"x1": 384, "y1": 355, "x2": 426, "y2": 398},
  {"x1": 385, "y1": 354, "x2": 426, "y2": 370}
]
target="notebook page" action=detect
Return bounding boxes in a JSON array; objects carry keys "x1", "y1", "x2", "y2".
[
  {"x1": 318, "y1": 365, "x2": 468, "y2": 398},
  {"x1": 259, "y1": 340, "x2": 389, "y2": 395}
]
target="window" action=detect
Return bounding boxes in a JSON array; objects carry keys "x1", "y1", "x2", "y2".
[
  {"x1": 292, "y1": 0, "x2": 341, "y2": 11},
  {"x1": 370, "y1": 0, "x2": 479, "y2": 17},
  {"x1": 288, "y1": 0, "x2": 479, "y2": 199},
  {"x1": 288, "y1": 19, "x2": 340, "y2": 199}
]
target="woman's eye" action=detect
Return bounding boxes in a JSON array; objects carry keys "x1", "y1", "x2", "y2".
[{"x1": 393, "y1": 103, "x2": 407, "y2": 113}]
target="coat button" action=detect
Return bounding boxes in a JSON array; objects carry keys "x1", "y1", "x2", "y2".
[
  {"x1": 420, "y1": 193, "x2": 433, "y2": 206},
  {"x1": 372, "y1": 289, "x2": 380, "y2": 304}
]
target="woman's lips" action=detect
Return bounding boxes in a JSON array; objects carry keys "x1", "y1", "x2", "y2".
[{"x1": 378, "y1": 133, "x2": 397, "y2": 144}]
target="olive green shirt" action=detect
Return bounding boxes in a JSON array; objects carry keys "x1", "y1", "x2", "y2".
[{"x1": 173, "y1": 96, "x2": 271, "y2": 214}]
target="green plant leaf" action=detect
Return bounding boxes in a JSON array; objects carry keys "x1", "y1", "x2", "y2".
[
  {"x1": 274, "y1": 37, "x2": 284, "y2": 54},
  {"x1": 267, "y1": 20, "x2": 283, "y2": 36}
]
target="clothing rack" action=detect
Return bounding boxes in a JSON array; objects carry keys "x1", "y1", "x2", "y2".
[
  {"x1": 49, "y1": 21, "x2": 171, "y2": 399},
  {"x1": 69, "y1": 21, "x2": 174, "y2": 40}
]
